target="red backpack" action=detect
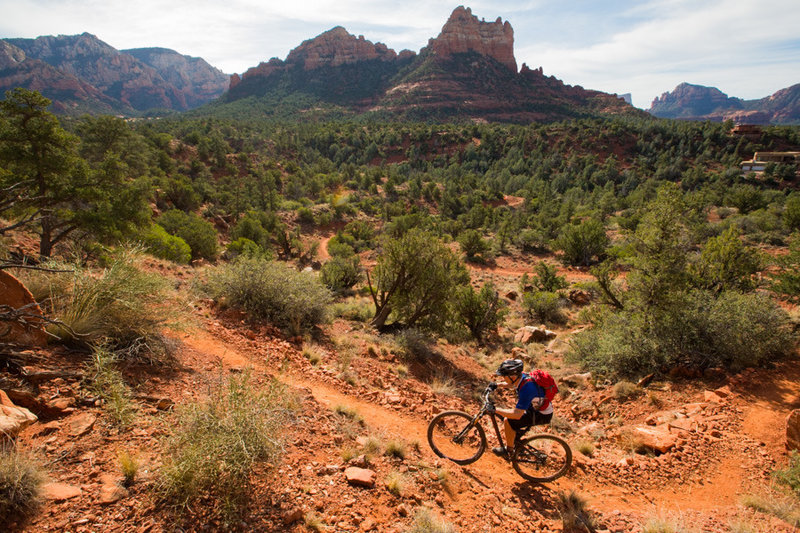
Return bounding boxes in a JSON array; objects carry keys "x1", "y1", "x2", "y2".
[{"x1": 519, "y1": 369, "x2": 558, "y2": 411}]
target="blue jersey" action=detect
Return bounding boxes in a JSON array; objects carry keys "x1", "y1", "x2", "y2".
[{"x1": 516, "y1": 373, "x2": 545, "y2": 410}]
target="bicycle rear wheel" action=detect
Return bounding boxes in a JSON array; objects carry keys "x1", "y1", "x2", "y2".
[
  {"x1": 511, "y1": 433, "x2": 572, "y2": 482},
  {"x1": 427, "y1": 411, "x2": 486, "y2": 465}
]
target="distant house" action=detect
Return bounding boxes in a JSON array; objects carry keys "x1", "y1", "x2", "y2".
[
  {"x1": 741, "y1": 151, "x2": 800, "y2": 174},
  {"x1": 730, "y1": 124, "x2": 762, "y2": 137}
]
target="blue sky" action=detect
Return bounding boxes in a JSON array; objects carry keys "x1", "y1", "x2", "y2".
[{"x1": 1, "y1": 0, "x2": 798, "y2": 108}]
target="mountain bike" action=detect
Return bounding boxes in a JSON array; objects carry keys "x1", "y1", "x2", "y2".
[{"x1": 427, "y1": 383, "x2": 572, "y2": 482}]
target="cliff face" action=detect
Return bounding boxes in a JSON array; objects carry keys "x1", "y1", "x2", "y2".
[
  {"x1": 2, "y1": 34, "x2": 228, "y2": 114},
  {"x1": 430, "y1": 5, "x2": 516, "y2": 72},
  {"x1": 649, "y1": 82, "x2": 800, "y2": 124},
  {"x1": 123, "y1": 47, "x2": 229, "y2": 108},
  {"x1": 0, "y1": 39, "x2": 119, "y2": 114}
]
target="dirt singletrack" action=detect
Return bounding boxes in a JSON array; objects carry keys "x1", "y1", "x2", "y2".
[{"x1": 180, "y1": 317, "x2": 800, "y2": 532}]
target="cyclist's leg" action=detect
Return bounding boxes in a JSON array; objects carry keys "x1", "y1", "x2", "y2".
[{"x1": 507, "y1": 409, "x2": 535, "y2": 446}]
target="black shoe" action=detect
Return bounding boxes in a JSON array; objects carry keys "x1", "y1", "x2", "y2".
[{"x1": 492, "y1": 446, "x2": 509, "y2": 456}]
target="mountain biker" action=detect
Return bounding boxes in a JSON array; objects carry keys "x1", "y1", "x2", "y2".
[{"x1": 488, "y1": 359, "x2": 554, "y2": 456}]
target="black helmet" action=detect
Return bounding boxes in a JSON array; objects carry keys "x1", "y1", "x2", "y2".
[{"x1": 495, "y1": 359, "x2": 523, "y2": 376}]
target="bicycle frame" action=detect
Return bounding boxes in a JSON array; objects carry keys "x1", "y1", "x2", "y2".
[{"x1": 454, "y1": 387, "x2": 508, "y2": 454}]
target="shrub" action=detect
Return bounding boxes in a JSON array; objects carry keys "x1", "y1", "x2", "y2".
[
  {"x1": 157, "y1": 373, "x2": 294, "y2": 519},
  {"x1": 457, "y1": 229, "x2": 489, "y2": 260},
  {"x1": 530, "y1": 261, "x2": 568, "y2": 293},
  {"x1": 22, "y1": 251, "x2": 174, "y2": 362},
  {"x1": 226, "y1": 237, "x2": 270, "y2": 260},
  {"x1": 118, "y1": 450, "x2": 138, "y2": 486},
  {"x1": 555, "y1": 219, "x2": 609, "y2": 266},
  {"x1": 741, "y1": 493, "x2": 800, "y2": 528},
  {"x1": 522, "y1": 290, "x2": 567, "y2": 324},
  {"x1": 786, "y1": 194, "x2": 800, "y2": 231},
  {"x1": 451, "y1": 282, "x2": 508, "y2": 342},
  {"x1": 158, "y1": 209, "x2": 218, "y2": 261},
  {"x1": 230, "y1": 210, "x2": 277, "y2": 249},
  {"x1": 331, "y1": 298, "x2": 373, "y2": 322},
  {"x1": 207, "y1": 257, "x2": 332, "y2": 335},
  {"x1": 394, "y1": 329, "x2": 436, "y2": 363},
  {"x1": 0, "y1": 444, "x2": 45, "y2": 524},
  {"x1": 384, "y1": 440, "x2": 407, "y2": 460},
  {"x1": 570, "y1": 290, "x2": 795, "y2": 377},
  {"x1": 385, "y1": 471, "x2": 407, "y2": 497},
  {"x1": 321, "y1": 256, "x2": 362, "y2": 294},
  {"x1": 141, "y1": 224, "x2": 191, "y2": 264}
]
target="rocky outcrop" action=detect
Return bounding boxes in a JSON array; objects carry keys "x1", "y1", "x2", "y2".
[
  {"x1": 649, "y1": 82, "x2": 800, "y2": 124},
  {"x1": 429, "y1": 6, "x2": 516, "y2": 72},
  {"x1": 286, "y1": 27, "x2": 399, "y2": 70},
  {"x1": 0, "y1": 389, "x2": 38, "y2": 438}
]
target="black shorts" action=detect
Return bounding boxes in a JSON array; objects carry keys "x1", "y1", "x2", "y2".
[{"x1": 508, "y1": 408, "x2": 552, "y2": 433}]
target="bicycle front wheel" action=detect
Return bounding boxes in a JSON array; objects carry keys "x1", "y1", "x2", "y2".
[
  {"x1": 512, "y1": 433, "x2": 572, "y2": 482},
  {"x1": 427, "y1": 411, "x2": 486, "y2": 465}
]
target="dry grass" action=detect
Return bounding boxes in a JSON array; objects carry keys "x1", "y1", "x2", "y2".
[
  {"x1": 385, "y1": 470, "x2": 407, "y2": 497},
  {"x1": 384, "y1": 440, "x2": 407, "y2": 460},
  {"x1": 406, "y1": 507, "x2": 458, "y2": 533},
  {"x1": 741, "y1": 492, "x2": 800, "y2": 528},
  {"x1": 558, "y1": 490, "x2": 596, "y2": 532},
  {"x1": 0, "y1": 444, "x2": 46, "y2": 524},
  {"x1": 117, "y1": 450, "x2": 139, "y2": 486}
]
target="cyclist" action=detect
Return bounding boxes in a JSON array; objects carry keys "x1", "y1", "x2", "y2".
[{"x1": 489, "y1": 359, "x2": 554, "y2": 456}]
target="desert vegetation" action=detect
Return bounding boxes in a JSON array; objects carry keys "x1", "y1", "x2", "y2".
[{"x1": 2, "y1": 88, "x2": 800, "y2": 531}]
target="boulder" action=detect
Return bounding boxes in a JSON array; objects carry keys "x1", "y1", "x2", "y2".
[
  {"x1": 568, "y1": 289, "x2": 592, "y2": 306},
  {"x1": 514, "y1": 326, "x2": 556, "y2": 344},
  {"x1": 787, "y1": 409, "x2": 800, "y2": 451},
  {"x1": 0, "y1": 389, "x2": 38, "y2": 438},
  {"x1": 632, "y1": 425, "x2": 678, "y2": 454},
  {"x1": 344, "y1": 467, "x2": 376, "y2": 488},
  {"x1": 0, "y1": 270, "x2": 48, "y2": 346}
]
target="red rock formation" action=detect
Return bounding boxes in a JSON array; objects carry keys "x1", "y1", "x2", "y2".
[
  {"x1": 286, "y1": 27, "x2": 398, "y2": 70},
  {"x1": 430, "y1": 6, "x2": 516, "y2": 72}
]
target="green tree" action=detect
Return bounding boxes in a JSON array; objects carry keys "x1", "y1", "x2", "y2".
[
  {"x1": 554, "y1": 218, "x2": 609, "y2": 266},
  {"x1": 367, "y1": 229, "x2": 469, "y2": 332},
  {"x1": 320, "y1": 255, "x2": 362, "y2": 294},
  {"x1": 694, "y1": 226, "x2": 761, "y2": 293},
  {"x1": 785, "y1": 194, "x2": 800, "y2": 231},
  {"x1": 0, "y1": 90, "x2": 151, "y2": 256}
]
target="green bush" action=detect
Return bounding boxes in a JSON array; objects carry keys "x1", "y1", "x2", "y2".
[
  {"x1": 158, "y1": 209, "x2": 218, "y2": 261},
  {"x1": 570, "y1": 290, "x2": 795, "y2": 377},
  {"x1": 786, "y1": 195, "x2": 800, "y2": 231},
  {"x1": 207, "y1": 257, "x2": 332, "y2": 334},
  {"x1": 320, "y1": 256, "x2": 362, "y2": 294},
  {"x1": 457, "y1": 229, "x2": 489, "y2": 260},
  {"x1": 141, "y1": 224, "x2": 191, "y2": 264},
  {"x1": 0, "y1": 444, "x2": 45, "y2": 524},
  {"x1": 530, "y1": 261, "x2": 568, "y2": 292},
  {"x1": 555, "y1": 219, "x2": 609, "y2": 266},
  {"x1": 226, "y1": 237, "x2": 270, "y2": 260},
  {"x1": 523, "y1": 290, "x2": 567, "y2": 324},
  {"x1": 157, "y1": 373, "x2": 295, "y2": 519},
  {"x1": 451, "y1": 282, "x2": 508, "y2": 341}
]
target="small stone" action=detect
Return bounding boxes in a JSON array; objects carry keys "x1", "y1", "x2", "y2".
[
  {"x1": 98, "y1": 483, "x2": 129, "y2": 504},
  {"x1": 344, "y1": 467, "x2": 376, "y2": 488},
  {"x1": 42, "y1": 482, "x2": 82, "y2": 501},
  {"x1": 66, "y1": 412, "x2": 97, "y2": 437},
  {"x1": 282, "y1": 507, "x2": 304, "y2": 525}
]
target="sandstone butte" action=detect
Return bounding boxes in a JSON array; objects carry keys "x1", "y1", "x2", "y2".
[{"x1": 230, "y1": 5, "x2": 517, "y2": 90}]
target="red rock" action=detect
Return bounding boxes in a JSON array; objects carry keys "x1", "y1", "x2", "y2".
[
  {"x1": 0, "y1": 271, "x2": 48, "y2": 346},
  {"x1": 66, "y1": 412, "x2": 97, "y2": 437},
  {"x1": 42, "y1": 482, "x2": 82, "y2": 501},
  {"x1": 704, "y1": 390, "x2": 724, "y2": 403},
  {"x1": 0, "y1": 389, "x2": 38, "y2": 437},
  {"x1": 431, "y1": 7, "x2": 516, "y2": 72},
  {"x1": 282, "y1": 507, "x2": 304, "y2": 525},
  {"x1": 632, "y1": 425, "x2": 678, "y2": 454},
  {"x1": 344, "y1": 467, "x2": 376, "y2": 488},
  {"x1": 98, "y1": 482, "x2": 128, "y2": 504},
  {"x1": 786, "y1": 409, "x2": 800, "y2": 451}
]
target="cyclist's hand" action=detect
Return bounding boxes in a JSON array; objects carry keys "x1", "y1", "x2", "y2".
[
  {"x1": 487, "y1": 382, "x2": 498, "y2": 391},
  {"x1": 485, "y1": 402, "x2": 496, "y2": 414}
]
